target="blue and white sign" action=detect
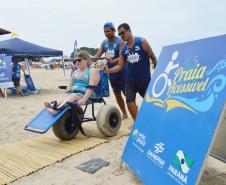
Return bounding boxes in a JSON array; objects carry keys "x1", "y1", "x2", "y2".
[
  {"x1": 122, "y1": 35, "x2": 226, "y2": 185},
  {"x1": 0, "y1": 56, "x2": 12, "y2": 84}
]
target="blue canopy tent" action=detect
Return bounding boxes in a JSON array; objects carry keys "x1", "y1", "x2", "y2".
[
  {"x1": 0, "y1": 38, "x2": 65, "y2": 95},
  {"x1": 0, "y1": 38, "x2": 63, "y2": 56}
]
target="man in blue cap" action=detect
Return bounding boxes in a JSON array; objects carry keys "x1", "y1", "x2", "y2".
[
  {"x1": 0, "y1": 89, "x2": 4, "y2": 97},
  {"x1": 95, "y1": 22, "x2": 128, "y2": 119}
]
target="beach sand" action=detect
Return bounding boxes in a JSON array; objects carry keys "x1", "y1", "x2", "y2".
[{"x1": 0, "y1": 69, "x2": 225, "y2": 185}]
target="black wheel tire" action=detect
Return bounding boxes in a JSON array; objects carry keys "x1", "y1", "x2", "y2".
[
  {"x1": 52, "y1": 107, "x2": 83, "y2": 141},
  {"x1": 96, "y1": 105, "x2": 121, "y2": 137}
]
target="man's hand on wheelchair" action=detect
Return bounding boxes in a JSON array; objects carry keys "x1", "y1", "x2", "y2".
[{"x1": 103, "y1": 64, "x2": 110, "y2": 73}]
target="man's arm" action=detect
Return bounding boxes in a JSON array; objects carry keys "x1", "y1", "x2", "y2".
[
  {"x1": 94, "y1": 43, "x2": 104, "y2": 58},
  {"x1": 141, "y1": 38, "x2": 157, "y2": 68},
  {"x1": 11, "y1": 64, "x2": 14, "y2": 74},
  {"x1": 21, "y1": 64, "x2": 26, "y2": 75},
  {"x1": 93, "y1": 43, "x2": 105, "y2": 62}
]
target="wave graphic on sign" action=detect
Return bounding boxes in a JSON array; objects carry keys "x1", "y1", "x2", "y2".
[
  {"x1": 173, "y1": 150, "x2": 194, "y2": 174},
  {"x1": 146, "y1": 60, "x2": 226, "y2": 113},
  {"x1": 169, "y1": 63, "x2": 226, "y2": 113},
  {"x1": 145, "y1": 93, "x2": 197, "y2": 113},
  {"x1": 206, "y1": 59, "x2": 226, "y2": 75}
]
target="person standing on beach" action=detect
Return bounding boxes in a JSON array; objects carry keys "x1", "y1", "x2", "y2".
[
  {"x1": 12, "y1": 58, "x2": 25, "y2": 96},
  {"x1": 0, "y1": 89, "x2": 4, "y2": 97},
  {"x1": 95, "y1": 22, "x2": 128, "y2": 119},
  {"x1": 105, "y1": 23, "x2": 157, "y2": 121}
]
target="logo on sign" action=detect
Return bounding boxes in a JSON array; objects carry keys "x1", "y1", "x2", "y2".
[
  {"x1": 173, "y1": 150, "x2": 194, "y2": 174},
  {"x1": 147, "y1": 142, "x2": 165, "y2": 168},
  {"x1": 0, "y1": 72, "x2": 6, "y2": 79},
  {"x1": 132, "y1": 129, "x2": 146, "y2": 153},
  {"x1": 167, "y1": 150, "x2": 194, "y2": 184},
  {"x1": 145, "y1": 51, "x2": 226, "y2": 114},
  {"x1": 0, "y1": 59, "x2": 7, "y2": 67},
  {"x1": 154, "y1": 142, "x2": 164, "y2": 153}
]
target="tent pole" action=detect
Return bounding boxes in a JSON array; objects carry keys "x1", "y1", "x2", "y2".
[
  {"x1": 25, "y1": 58, "x2": 30, "y2": 75},
  {"x1": 73, "y1": 40, "x2": 77, "y2": 60},
  {"x1": 62, "y1": 55, "x2": 66, "y2": 80}
]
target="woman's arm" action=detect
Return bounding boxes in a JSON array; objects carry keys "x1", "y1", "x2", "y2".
[
  {"x1": 66, "y1": 71, "x2": 75, "y2": 91},
  {"x1": 77, "y1": 68, "x2": 100, "y2": 105}
]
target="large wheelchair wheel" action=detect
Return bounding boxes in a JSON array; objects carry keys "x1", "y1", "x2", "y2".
[
  {"x1": 52, "y1": 107, "x2": 83, "y2": 141},
  {"x1": 96, "y1": 105, "x2": 121, "y2": 137}
]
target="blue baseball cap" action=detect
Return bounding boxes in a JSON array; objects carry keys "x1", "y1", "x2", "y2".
[{"x1": 103, "y1": 22, "x2": 116, "y2": 31}]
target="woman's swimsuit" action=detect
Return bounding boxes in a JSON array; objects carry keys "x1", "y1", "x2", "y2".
[{"x1": 69, "y1": 68, "x2": 96, "y2": 98}]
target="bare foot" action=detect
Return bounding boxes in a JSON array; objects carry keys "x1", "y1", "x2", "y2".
[
  {"x1": 44, "y1": 102, "x2": 50, "y2": 108},
  {"x1": 46, "y1": 107, "x2": 58, "y2": 115}
]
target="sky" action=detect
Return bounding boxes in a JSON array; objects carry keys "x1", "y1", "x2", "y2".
[{"x1": 1, "y1": 0, "x2": 226, "y2": 57}]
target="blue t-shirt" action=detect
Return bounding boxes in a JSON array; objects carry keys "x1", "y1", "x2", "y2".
[
  {"x1": 12, "y1": 63, "x2": 21, "y2": 80},
  {"x1": 102, "y1": 37, "x2": 125, "y2": 80},
  {"x1": 121, "y1": 37, "x2": 150, "y2": 83}
]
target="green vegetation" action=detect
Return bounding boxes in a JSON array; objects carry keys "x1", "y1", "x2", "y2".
[{"x1": 71, "y1": 47, "x2": 98, "y2": 58}]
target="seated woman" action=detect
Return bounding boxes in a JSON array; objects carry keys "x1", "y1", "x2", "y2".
[{"x1": 45, "y1": 50, "x2": 100, "y2": 115}]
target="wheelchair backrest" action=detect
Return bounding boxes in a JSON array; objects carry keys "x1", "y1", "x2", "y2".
[{"x1": 95, "y1": 71, "x2": 110, "y2": 98}]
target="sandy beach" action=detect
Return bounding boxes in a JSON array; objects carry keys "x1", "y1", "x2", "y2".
[{"x1": 0, "y1": 68, "x2": 225, "y2": 185}]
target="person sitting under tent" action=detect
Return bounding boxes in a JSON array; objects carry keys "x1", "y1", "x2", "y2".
[
  {"x1": 44, "y1": 50, "x2": 100, "y2": 115},
  {"x1": 11, "y1": 57, "x2": 25, "y2": 96}
]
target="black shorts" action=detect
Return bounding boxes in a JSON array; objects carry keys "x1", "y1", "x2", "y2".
[
  {"x1": 109, "y1": 79, "x2": 125, "y2": 94},
  {"x1": 13, "y1": 79, "x2": 20, "y2": 87},
  {"x1": 125, "y1": 81, "x2": 150, "y2": 103}
]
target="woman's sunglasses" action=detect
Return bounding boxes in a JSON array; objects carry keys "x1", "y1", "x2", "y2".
[{"x1": 73, "y1": 58, "x2": 85, "y2": 64}]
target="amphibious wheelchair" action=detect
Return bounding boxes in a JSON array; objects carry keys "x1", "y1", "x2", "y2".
[{"x1": 25, "y1": 71, "x2": 121, "y2": 141}]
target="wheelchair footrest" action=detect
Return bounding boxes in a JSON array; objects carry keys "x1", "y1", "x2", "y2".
[{"x1": 25, "y1": 107, "x2": 69, "y2": 133}]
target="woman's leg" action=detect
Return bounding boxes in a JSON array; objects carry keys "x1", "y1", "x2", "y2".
[
  {"x1": 45, "y1": 94, "x2": 81, "y2": 115},
  {"x1": 57, "y1": 94, "x2": 81, "y2": 108},
  {"x1": 44, "y1": 93, "x2": 70, "y2": 108}
]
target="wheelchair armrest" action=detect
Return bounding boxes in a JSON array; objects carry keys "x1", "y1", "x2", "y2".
[
  {"x1": 87, "y1": 85, "x2": 98, "y2": 90},
  {"x1": 58, "y1": 85, "x2": 67, "y2": 90},
  {"x1": 59, "y1": 85, "x2": 97, "y2": 90}
]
